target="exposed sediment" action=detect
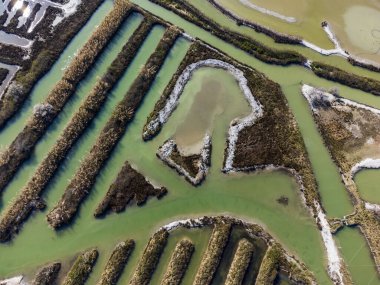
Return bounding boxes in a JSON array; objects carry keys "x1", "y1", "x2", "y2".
[
  {"x1": 94, "y1": 161, "x2": 167, "y2": 217},
  {"x1": 225, "y1": 238, "x2": 254, "y2": 285},
  {"x1": 129, "y1": 229, "x2": 169, "y2": 285},
  {"x1": 193, "y1": 222, "x2": 232, "y2": 285},
  {"x1": 160, "y1": 239, "x2": 194, "y2": 285},
  {"x1": 0, "y1": 0, "x2": 133, "y2": 196},
  {"x1": 0, "y1": 16, "x2": 155, "y2": 242},
  {"x1": 97, "y1": 240, "x2": 135, "y2": 285},
  {"x1": 0, "y1": 62, "x2": 19, "y2": 98},
  {"x1": 32, "y1": 262, "x2": 61, "y2": 285},
  {"x1": 46, "y1": 26, "x2": 181, "y2": 229},
  {"x1": 156, "y1": 134, "x2": 211, "y2": 186},
  {"x1": 62, "y1": 249, "x2": 98, "y2": 285}
]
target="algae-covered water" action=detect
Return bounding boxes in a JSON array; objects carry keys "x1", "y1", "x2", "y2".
[{"x1": 1, "y1": 0, "x2": 380, "y2": 284}]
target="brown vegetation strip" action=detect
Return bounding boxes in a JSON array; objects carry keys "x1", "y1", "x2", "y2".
[
  {"x1": 149, "y1": 0, "x2": 306, "y2": 66},
  {"x1": 62, "y1": 249, "x2": 98, "y2": 285},
  {"x1": 94, "y1": 161, "x2": 167, "y2": 217},
  {"x1": 0, "y1": 5, "x2": 149, "y2": 244},
  {"x1": 311, "y1": 62, "x2": 380, "y2": 96},
  {"x1": 129, "y1": 229, "x2": 169, "y2": 285},
  {"x1": 46, "y1": 26, "x2": 181, "y2": 229},
  {"x1": 225, "y1": 239, "x2": 254, "y2": 285},
  {"x1": 255, "y1": 246, "x2": 280, "y2": 285},
  {"x1": 97, "y1": 240, "x2": 135, "y2": 285},
  {"x1": 0, "y1": 0, "x2": 133, "y2": 195},
  {"x1": 193, "y1": 223, "x2": 232, "y2": 285},
  {"x1": 0, "y1": 0, "x2": 104, "y2": 127},
  {"x1": 32, "y1": 262, "x2": 61, "y2": 285},
  {"x1": 0, "y1": 68, "x2": 8, "y2": 86},
  {"x1": 160, "y1": 239, "x2": 194, "y2": 285}
]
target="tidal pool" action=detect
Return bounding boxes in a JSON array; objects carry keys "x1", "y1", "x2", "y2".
[
  {"x1": 355, "y1": 169, "x2": 380, "y2": 204},
  {"x1": 173, "y1": 67, "x2": 251, "y2": 153}
]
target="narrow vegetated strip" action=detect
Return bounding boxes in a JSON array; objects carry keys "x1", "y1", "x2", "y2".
[
  {"x1": 0, "y1": 0, "x2": 105, "y2": 128},
  {"x1": 46, "y1": 26, "x2": 181, "y2": 229},
  {"x1": 149, "y1": 0, "x2": 380, "y2": 96},
  {"x1": 97, "y1": 240, "x2": 135, "y2": 285},
  {"x1": 129, "y1": 229, "x2": 169, "y2": 285},
  {"x1": 160, "y1": 239, "x2": 194, "y2": 285},
  {"x1": 94, "y1": 160, "x2": 168, "y2": 218},
  {"x1": 62, "y1": 249, "x2": 98, "y2": 285},
  {"x1": 193, "y1": 223, "x2": 232, "y2": 285},
  {"x1": 225, "y1": 239, "x2": 254, "y2": 285},
  {"x1": 0, "y1": 19, "x2": 155, "y2": 242},
  {"x1": 149, "y1": 0, "x2": 306, "y2": 65},
  {"x1": 32, "y1": 262, "x2": 61, "y2": 285},
  {"x1": 0, "y1": 1, "x2": 133, "y2": 195},
  {"x1": 255, "y1": 246, "x2": 281, "y2": 285},
  {"x1": 310, "y1": 62, "x2": 380, "y2": 96}
]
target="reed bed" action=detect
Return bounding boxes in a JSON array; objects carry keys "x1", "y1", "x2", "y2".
[
  {"x1": 46, "y1": 26, "x2": 181, "y2": 229},
  {"x1": 62, "y1": 249, "x2": 98, "y2": 285},
  {"x1": 32, "y1": 262, "x2": 61, "y2": 285}
]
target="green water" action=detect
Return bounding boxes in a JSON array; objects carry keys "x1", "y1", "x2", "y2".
[
  {"x1": 1, "y1": 1, "x2": 380, "y2": 284},
  {"x1": 336, "y1": 227, "x2": 380, "y2": 285},
  {"x1": 355, "y1": 169, "x2": 380, "y2": 204}
]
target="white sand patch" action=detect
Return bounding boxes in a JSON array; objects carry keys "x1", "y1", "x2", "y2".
[
  {"x1": 0, "y1": 276, "x2": 27, "y2": 285},
  {"x1": 238, "y1": 0, "x2": 296, "y2": 23},
  {"x1": 0, "y1": 63, "x2": 20, "y2": 99},
  {"x1": 315, "y1": 202, "x2": 345, "y2": 284},
  {"x1": 351, "y1": 158, "x2": 380, "y2": 178}
]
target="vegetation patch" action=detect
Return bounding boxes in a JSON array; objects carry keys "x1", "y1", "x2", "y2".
[
  {"x1": 97, "y1": 240, "x2": 135, "y2": 285},
  {"x1": 32, "y1": 262, "x2": 61, "y2": 285},
  {"x1": 156, "y1": 135, "x2": 211, "y2": 186},
  {"x1": 0, "y1": 68, "x2": 9, "y2": 86},
  {"x1": 160, "y1": 239, "x2": 194, "y2": 285},
  {"x1": 310, "y1": 62, "x2": 380, "y2": 96},
  {"x1": 148, "y1": 0, "x2": 306, "y2": 66},
  {"x1": 46, "y1": 26, "x2": 181, "y2": 229},
  {"x1": 0, "y1": 15, "x2": 155, "y2": 243},
  {"x1": 193, "y1": 222, "x2": 232, "y2": 285},
  {"x1": 62, "y1": 249, "x2": 98, "y2": 285},
  {"x1": 0, "y1": 0, "x2": 134, "y2": 196},
  {"x1": 225, "y1": 238, "x2": 254, "y2": 285},
  {"x1": 129, "y1": 229, "x2": 169, "y2": 285},
  {"x1": 94, "y1": 161, "x2": 167, "y2": 218}
]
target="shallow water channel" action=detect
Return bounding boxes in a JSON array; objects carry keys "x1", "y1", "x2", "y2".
[{"x1": 0, "y1": 0, "x2": 380, "y2": 284}]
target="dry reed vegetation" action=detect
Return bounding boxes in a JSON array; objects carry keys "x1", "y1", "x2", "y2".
[
  {"x1": 225, "y1": 239, "x2": 254, "y2": 285},
  {"x1": 32, "y1": 262, "x2": 61, "y2": 285},
  {"x1": 97, "y1": 240, "x2": 135, "y2": 285},
  {"x1": 0, "y1": 3, "x2": 147, "y2": 243},
  {"x1": 46, "y1": 26, "x2": 181, "y2": 229},
  {"x1": 62, "y1": 249, "x2": 98, "y2": 285},
  {"x1": 0, "y1": 0, "x2": 105, "y2": 127},
  {"x1": 193, "y1": 223, "x2": 232, "y2": 285},
  {"x1": 94, "y1": 161, "x2": 168, "y2": 217},
  {"x1": 160, "y1": 239, "x2": 194, "y2": 285},
  {"x1": 0, "y1": 0, "x2": 133, "y2": 196},
  {"x1": 129, "y1": 229, "x2": 169, "y2": 285}
]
